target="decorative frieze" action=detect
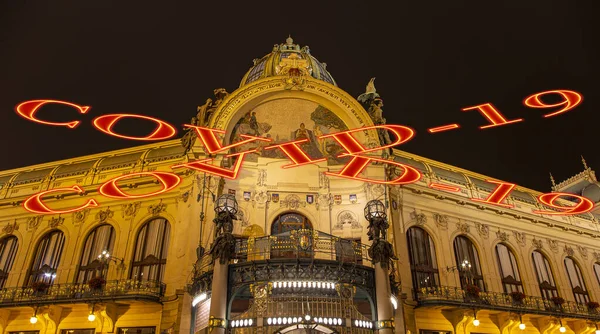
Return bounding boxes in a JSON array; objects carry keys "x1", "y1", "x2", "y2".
[
  {"x1": 1, "y1": 221, "x2": 18, "y2": 235},
  {"x1": 456, "y1": 221, "x2": 470, "y2": 234},
  {"x1": 432, "y1": 213, "x2": 448, "y2": 229},
  {"x1": 95, "y1": 208, "x2": 114, "y2": 223},
  {"x1": 547, "y1": 239, "x2": 559, "y2": 253},
  {"x1": 513, "y1": 231, "x2": 526, "y2": 247},
  {"x1": 496, "y1": 230, "x2": 509, "y2": 242},
  {"x1": 410, "y1": 209, "x2": 427, "y2": 226},
  {"x1": 475, "y1": 222, "x2": 489, "y2": 239},
  {"x1": 148, "y1": 202, "x2": 167, "y2": 216},
  {"x1": 532, "y1": 238, "x2": 543, "y2": 250}
]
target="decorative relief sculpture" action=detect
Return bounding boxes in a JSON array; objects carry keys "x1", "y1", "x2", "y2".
[
  {"x1": 73, "y1": 208, "x2": 90, "y2": 225},
  {"x1": 182, "y1": 88, "x2": 229, "y2": 151},
  {"x1": 564, "y1": 245, "x2": 575, "y2": 257},
  {"x1": 532, "y1": 238, "x2": 543, "y2": 250},
  {"x1": 513, "y1": 231, "x2": 526, "y2": 247},
  {"x1": 432, "y1": 213, "x2": 448, "y2": 229},
  {"x1": 365, "y1": 200, "x2": 397, "y2": 269},
  {"x1": 280, "y1": 194, "x2": 306, "y2": 209},
  {"x1": 475, "y1": 222, "x2": 489, "y2": 239},
  {"x1": 254, "y1": 190, "x2": 269, "y2": 205},
  {"x1": 257, "y1": 169, "x2": 267, "y2": 187},
  {"x1": 1, "y1": 221, "x2": 18, "y2": 235},
  {"x1": 456, "y1": 221, "x2": 470, "y2": 234},
  {"x1": 496, "y1": 230, "x2": 509, "y2": 242},
  {"x1": 95, "y1": 208, "x2": 114, "y2": 223},
  {"x1": 333, "y1": 211, "x2": 361, "y2": 230},
  {"x1": 316, "y1": 193, "x2": 332, "y2": 210},
  {"x1": 27, "y1": 216, "x2": 42, "y2": 231},
  {"x1": 148, "y1": 202, "x2": 167, "y2": 216},
  {"x1": 357, "y1": 78, "x2": 392, "y2": 150},
  {"x1": 577, "y1": 245, "x2": 588, "y2": 259},
  {"x1": 410, "y1": 209, "x2": 427, "y2": 226},
  {"x1": 122, "y1": 202, "x2": 141, "y2": 219},
  {"x1": 593, "y1": 251, "x2": 600, "y2": 262},
  {"x1": 547, "y1": 239, "x2": 559, "y2": 253},
  {"x1": 49, "y1": 216, "x2": 64, "y2": 228}
]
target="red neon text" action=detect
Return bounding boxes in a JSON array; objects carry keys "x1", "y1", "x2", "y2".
[
  {"x1": 15, "y1": 100, "x2": 90, "y2": 129},
  {"x1": 98, "y1": 172, "x2": 181, "y2": 199},
  {"x1": 462, "y1": 103, "x2": 523, "y2": 129},
  {"x1": 523, "y1": 90, "x2": 583, "y2": 118},
  {"x1": 470, "y1": 180, "x2": 516, "y2": 208},
  {"x1": 93, "y1": 114, "x2": 177, "y2": 141},
  {"x1": 533, "y1": 193, "x2": 594, "y2": 216},
  {"x1": 23, "y1": 185, "x2": 99, "y2": 214}
]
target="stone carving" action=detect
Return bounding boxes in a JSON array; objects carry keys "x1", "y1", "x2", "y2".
[
  {"x1": 280, "y1": 194, "x2": 306, "y2": 209},
  {"x1": 27, "y1": 216, "x2": 42, "y2": 230},
  {"x1": 180, "y1": 191, "x2": 190, "y2": 203},
  {"x1": 513, "y1": 231, "x2": 526, "y2": 247},
  {"x1": 577, "y1": 245, "x2": 588, "y2": 259},
  {"x1": 254, "y1": 190, "x2": 269, "y2": 205},
  {"x1": 475, "y1": 222, "x2": 489, "y2": 239},
  {"x1": 236, "y1": 207, "x2": 249, "y2": 227},
  {"x1": 410, "y1": 209, "x2": 427, "y2": 226},
  {"x1": 148, "y1": 202, "x2": 167, "y2": 216},
  {"x1": 49, "y1": 216, "x2": 64, "y2": 228},
  {"x1": 95, "y1": 208, "x2": 114, "y2": 223},
  {"x1": 122, "y1": 202, "x2": 142, "y2": 219},
  {"x1": 333, "y1": 211, "x2": 361, "y2": 230},
  {"x1": 496, "y1": 230, "x2": 509, "y2": 242},
  {"x1": 365, "y1": 183, "x2": 385, "y2": 201},
  {"x1": 547, "y1": 239, "x2": 559, "y2": 253},
  {"x1": 432, "y1": 213, "x2": 448, "y2": 229},
  {"x1": 183, "y1": 88, "x2": 229, "y2": 151},
  {"x1": 532, "y1": 238, "x2": 543, "y2": 250},
  {"x1": 319, "y1": 172, "x2": 330, "y2": 190},
  {"x1": 2, "y1": 221, "x2": 18, "y2": 235},
  {"x1": 357, "y1": 78, "x2": 391, "y2": 150},
  {"x1": 73, "y1": 209, "x2": 90, "y2": 225},
  {"x1": 594, "y1": 251, "x2": 600, "y2": 262},
  {"x1": 456, "y1": 221, "x2": 470, "y2": 234},
  {"x1": 316, "y1": 193, "x2": 332, "y2": 210},
  {"x1": 257, "y1": 169, "x2": 267, "y2": 187},
  {"x1": 564, "y1": 245, "x2": 574, "y2": 257}
]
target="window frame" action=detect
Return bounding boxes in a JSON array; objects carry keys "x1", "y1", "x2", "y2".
[
  {"x1": 406, "y1": 227, "x2": 440, "y2": 290},
  {"x1": 26, "y1": 230, "x2": 65, "y2": 286},
  {"x1": 453, "y1": 235, "x2": 485, "y2": 291},
  {"x1": 564, "y1": 256, "x2": 590, "y2": 304},
  {"x1": 76, "y1": 224, "x2": 116, "y2": 283},
  {"x1": 0, "y1": 235, "x2": 19, "y2": 289},
  {"x1": 531, "y1": 250, "x2": 559, "y2": 299},
  {"x1": 495, "y1": 243, "x2": 524, "y2": 293},
  {"x1": 129, "y1": 218, "x2": 170, "y2": 283}
]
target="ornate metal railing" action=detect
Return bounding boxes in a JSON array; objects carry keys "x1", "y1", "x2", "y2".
[
  {"x1": 0, "y1": 279, "x2": 164, "y2": 306},
  {"x1": 415, "y1": 285, "x2": 600, "y2": 320}
]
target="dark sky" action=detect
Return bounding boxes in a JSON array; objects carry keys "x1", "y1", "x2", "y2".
[{"x1": 0, "y1": 1, "x2": 597, "y2": 192}]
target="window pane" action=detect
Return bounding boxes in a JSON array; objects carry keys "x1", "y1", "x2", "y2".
[
  {"x1": 565, "y1": 257, "x2": 589, "y2": 304},
  {"x1": 27, "y1": 230, "x2": 65, "y2": 286},
  {"x1": 453, "y1": 236, "x2": 484, "y2": 291},
  {"x1": 407, "y1": 227, "x2": 439, "y2": 290},
  {"x1": 496, "y1": 244, "x2": 523, "y2": 293},
  {"x1": 532, "y1": 251, "x2": 557, "y2": 299},
  {"x1": 0, "y1": 236, "x2": 18, "y2": 288},
  {"x1": 76, "y1": 224, "x2": 116, "y2": 283},
  {"x1": 130, "y1": 218, "x2": 170, "y2": 282}
]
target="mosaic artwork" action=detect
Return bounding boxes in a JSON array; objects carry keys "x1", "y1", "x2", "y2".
[{"x1": 229, "y1": 99, "x2": 349, "y2": 163}]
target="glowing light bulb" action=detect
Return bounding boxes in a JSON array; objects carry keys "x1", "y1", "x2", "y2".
[
  {"x1": 88, "y1": 313, "x2": 96, "y2": 321},
  {"x1": 560, "y1": 326, "x2": 566, "y2": 333},
  {"x1": 30, "y1": 316, "x2": 38, "y2": 324},
  {"x1": 305, "y1": 314, "x2": 311, "y2": 321},
  {"x1": 473, "y1": 319, "x2": 480, "y2": 327},
  {"x1": 595, "y1": 330, "x2": 599, "y2": 334},
  {"x1": 519, "y1": 323, "x2": 526, "y2": 330}
]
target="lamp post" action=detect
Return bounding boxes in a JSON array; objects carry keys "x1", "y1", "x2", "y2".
[
  {"x1": 364, "y1": 200, "x2": 396, "y2": 334},
  {"x1": 208, "y1": 194, "x2": 238, "y2": 334},
  {"x1": 97, "y1": 250, "x2": 124, "y2": 279}
]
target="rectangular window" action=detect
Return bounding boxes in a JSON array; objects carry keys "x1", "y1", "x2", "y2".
[
  {"x1": 60, "y1": 330, "x2": 95, "y2": 334},
  {"x1": 117, "y1": 327, "x2": 156, "y2": 334}
]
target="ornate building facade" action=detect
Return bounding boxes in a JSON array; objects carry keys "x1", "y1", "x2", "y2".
[{"x1": 1, "y1": 37, "x2": 600, "y2": 334}]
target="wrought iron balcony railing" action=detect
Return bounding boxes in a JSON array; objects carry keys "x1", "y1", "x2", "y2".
[
  {"x1": 0, "y1": 279, "x2": 164, "y2": 307},
  {"x1": 194, "y1": 230, "x2": 372, "y2": 276},
  {"x1": 415, "y1": 285, "x2": 600, "y2": 320}
]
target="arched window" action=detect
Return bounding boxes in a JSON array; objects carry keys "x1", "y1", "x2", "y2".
[
  {"x1": 130, "y1": 218, "x2": 170, "y2": 282},
  {"x1": 270, "y1": 212, "x2": 313, "y2": 259},
  {"x1": 0, "y1": 236, "x2": 18, "y2": 288},
  {"x1": 271, "y1": 212, "x2": 312, "y2": 235},
  {"x1": 495, "y1": 243, "x2": 523, "y2": 293},
  {"x1": 27, "y1": 230, "x2": 65, "y2": 286},
  {"x1": 564, "y1": 257, "x2": 590, "y2": 304},
  {"x1": 593, "y1": 263, "x2": 600, "y2": 288},
  {"x1": 76, "y1": 224, "x2": 116, "y2": 283},
  {"x1": 532, "y1": 251, "x2": 558, "y2": 299},
  {"x1": 407, "y1": 227, "x2": 439, "y2": 290},
  {"x1": 453, "y1": 236, "x2": 485, "y2": 291}
]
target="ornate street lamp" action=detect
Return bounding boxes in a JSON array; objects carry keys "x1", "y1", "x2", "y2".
[
  {"x1": 364, "y1": 200, "x2": 396, "y2": 268},
  {"x1": 209, "y1": 194, "x2": 238, "y2": 264}
]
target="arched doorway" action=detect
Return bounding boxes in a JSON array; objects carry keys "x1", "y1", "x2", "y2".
[{"x1": 271, "y1": 212, "x2": 313, "y2": 259}]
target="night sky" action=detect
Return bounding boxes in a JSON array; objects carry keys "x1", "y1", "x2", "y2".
[{"x1": 1, "y1": 1, "x2": 597, "y2": 192}]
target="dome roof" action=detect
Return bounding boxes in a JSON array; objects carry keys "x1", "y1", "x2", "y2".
[
  {"x1": 240, "y1": 36, "x2": 336, "y2": 87},
  {"x1": 582, "y1": 183, "x2": 600, "y2": 203}
]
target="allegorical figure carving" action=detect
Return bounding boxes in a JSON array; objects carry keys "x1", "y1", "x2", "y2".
[
  {"x1": 209, "y1": 210, "x2": 236, "y2": 264},
  {"x1": 357, "y1": 78, "x2": 392, "y2": 151},
  {"x1": 182, "y1": 88, "x2": 230, "y2": 152}
]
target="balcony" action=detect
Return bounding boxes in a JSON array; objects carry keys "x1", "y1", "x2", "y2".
[
  {"x1": 0, "y1": 279, "x2": 165, "y2": 307},
  {"x1": 415, "y1": 285, "x2": 600, "y2": 321},
  {"x1": 190, "y1": 230, "x2": 375, "y2": 299}
]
